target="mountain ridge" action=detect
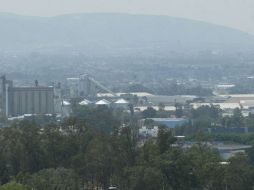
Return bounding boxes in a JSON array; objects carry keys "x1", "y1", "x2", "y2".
[{"x1": 0, "y1": 13, "x2": 254, "y2": 55}]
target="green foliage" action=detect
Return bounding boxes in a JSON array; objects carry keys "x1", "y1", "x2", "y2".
[
  {"x1": 126, "y1": 166, "x2": 163, "y2": 190},
  {"x1": 187, "y1": 105, "x2": 223, "y2": 133},
  {"x1": 222, "y1": 108, "x2": 244, "y2": 128},
  {"x1": 0, "y1": 181, "x2": 29, "y2": 190},
  {"x1": 179, "y1": 106, "x2": 254, "y2": 136},
  {"x1": 244, "y1": 113, "x2": 254, "y2": 128},
  {"x1": 0, "y1": 117, "x2": 254, "y2": 189},
  {"x1": 72, "y1": 106, "x2": 120, "y2": 133},
  {"x1": 142, "y1": 107, "x2": 157, "y2": 118},
  {"x1": 225, "y1": 154, "x2": 254, "y2": 190},
  {"x1": 191, "y1": 105, "x2": 221, "y2": 121},
  {"x1": 157, "y1": 149, "x2": 193, "y2": 189},
  {"x1": 28, "y1": 168, "x2": 80, "y2": 190},
  {"x1": 157, "y1": 126, "x2": 177, "y2": 154},
  {"x1": 208, "y1": 133, "x2": 254, "y2": 144},
  {"x1": 185, "y1": 144, "x2": 221, "y2": 187},
  {"x1": 0, "y1": 112, "x2": 7, "y2": 123}
]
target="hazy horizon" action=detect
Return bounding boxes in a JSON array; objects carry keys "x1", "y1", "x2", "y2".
[{"x1": 0, "y1": 0, "x2": 254, "y2": 35}]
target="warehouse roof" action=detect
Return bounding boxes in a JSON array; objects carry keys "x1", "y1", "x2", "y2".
[
  {"x1": 115, "y1": 99, "x2": 129, "y2": 104},
  {"x1": 79, "y1": 99, "x2": 92, "y2": 105},
  {"x1": 96, "y1": 99, "x2": 111, "y2": 105}
]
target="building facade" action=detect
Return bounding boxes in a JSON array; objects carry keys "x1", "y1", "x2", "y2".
[
  {"x1": 78, "y1": 74, "x2": 97, "y2": 99},
  {"x1": 8, "y1": 86, "x2": 54, "y2": 116},
  {"x1": 0, "y1": 76, "x2": 13, "y2": 117},
  {"x1": 0, "y1": 76, "x2": 54, "y2": 117}
]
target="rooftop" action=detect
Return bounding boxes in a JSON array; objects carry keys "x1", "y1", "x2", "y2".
[
  {"x1": 79, "y1": 99, "x2": 92, "y2": 105},
  {"x1": 115, "y1": 99, "x2": 129, "y2": 104},
  {"x1": 96, "y1": 99, "x2": 111, "y2": 105}
]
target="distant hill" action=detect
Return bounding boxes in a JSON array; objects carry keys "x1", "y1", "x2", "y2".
[{"x1": 0, "y1": 13, "x2": 254, "y2": 55}]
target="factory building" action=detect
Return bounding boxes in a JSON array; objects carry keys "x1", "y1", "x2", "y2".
[
  {"x1": 0, "y1": 76, "x2": 54, "y2": 117},
  {"x1": 0, "y1": 76, "x2": 13, "y2": 116},
  {"x1": 8, "y1": 86, "x2": 54, "y2": 116},
  {"x1": 79, "y1": 74, "x2": 97, "y2": 99},
  {"x1": 66, "y1": 74, "x2": 116, "y2": 100},
  {"x1": 66, "y1": 78, "x2": 79, "y2": 98},
  {"x1": 66, "y1": 75, "x2": 97, "y2": 99}
]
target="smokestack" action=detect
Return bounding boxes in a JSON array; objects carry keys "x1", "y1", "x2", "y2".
[
  {"x1": 57, "y1": 82, "x2": 61, "y2": 88},
  {"x1": 35, "y1": 80, "x2": 38, "y2": 87}
]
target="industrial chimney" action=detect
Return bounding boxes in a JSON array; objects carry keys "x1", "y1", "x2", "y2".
[{"x1": 35, "y1": 80, "x2": 38, "y2": 87}]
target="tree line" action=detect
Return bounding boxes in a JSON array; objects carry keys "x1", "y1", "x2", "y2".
[{"x1": 0, "y1": 106, "x2": 254, "y2": 189}]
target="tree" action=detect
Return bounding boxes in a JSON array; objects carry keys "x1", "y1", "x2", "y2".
[
  {"x1": 0, "y1": 181, "x2": 29, "y2": 190},
  {"x1": 244, "y1": 113, "x2": 254, "y2": 128},
  {"x1": 157, "y1": 126, "x2": 176, "y2": 154},
  {"x1": 72, "y1": 106, "x2": 119, "y2": 133},
  {"x1": 142, "y1": 107, "x2": 156, "y2": 118},
  {"x1": 175, "y1": 103, "x2": 183, "y2": 118},
  {"x1": 224, "y1": 154, "x2": 254, "y2": 190},
  {"x1": 230, "y1": 108, "x2": 244, "y2": 128},
  {"x1": 0, "y1": 151, "x2": 9, "y2": 185},
  {"x1": 28, "y1": 168, "x2": 80, "y2": 190},
  {"x1": 1, "y1": 110, "x2": 254, "y2": 190},
  {"x1": 158, "y1": 148, "x2": 196, "y2": 190},
  {"x1": 0, "y1": 112, "x2": 7, "y2": 124},
  {"x1": 190, "y1": 105, "x2": 222, "y2": 131},
  {"x1": 126, "y1": 166, "x2": 163, "y2": 190},
  {"x1": 82, "y1": 137, "x2": 114, "y2": 189},
  {"x1": 185, "y1": 144, "x2": 222, "y2": 189},
  {"x1": 18, "y1": 121, "x2": 45, "y2": 173},
  {"x1": 0, "y1": 126, "x2": 25, "y2": 177},
  {"x1": 222, "y1": 108, "x2": 245, "y2": 128},
  {"x1": 191, "y1": 105, "x2": 221, "y2": 121},
  {"x1": 158, "y1": 103, "x2": 165, "y2": 111}
]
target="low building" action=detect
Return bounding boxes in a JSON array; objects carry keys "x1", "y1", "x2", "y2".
[
  {"x1": 66, "y1": 78, "x2": 79, "y2": 98},
  {"x1": 134, "y1": 106, "x2": 176, "y2": 112},
  {"x1": 97, "y1": 92, "x2": 154, "y2": 98},
  {"x1": 61, "y1": 100, "x2": 71, "y2": 117},
  {"x1": 214, "y1": 144, "x2": 252, "y2": 160},
  {"x1": 225, "y1": 94, "x2": 254, "y2": 103},
  {"x1": 114, "y1": 98, "x2": 129, "y2": 109},
  {"x1": 190, "y1": 103, "x2": 241, "y2": 111},
  {"x1": 95, "y1": 99, "x2": 111, "y2": 107},
  {"x1": 146, "y1": 95, "x2": 197, "y2": 106},
  {"x1": 139, "y1": 126, "x2": 159, "y2": 138},
  {"x1": 139, "y1": 118, "x2": 189, "y2": 129},
  {"x1": 79, "y1": 99, "x2": 92, "y2": 106},
  {"x1": 182, "y1": 142, "x2": 252, "y2": 160}
]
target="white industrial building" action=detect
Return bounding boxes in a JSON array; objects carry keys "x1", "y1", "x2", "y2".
[
  {"x1": 114, "y1": 98, "x2": 129, "y2": 109},
  {"x1": 95, "y1": 99, "x2": 111, "y2": 107},
  {"x1": 79, "y1": 99, "x2": 92, "y2": 106}
]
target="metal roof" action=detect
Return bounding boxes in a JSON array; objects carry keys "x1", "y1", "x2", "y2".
[
  {"x1": 115, "y1": 99, "x2": 129, "y2": 104},
  {"x1": 79, "y1": 99, "x2": 92, "y2": 105},
  {"x1": 62, "y1": 100, "x2": 71, "y2": 106},
  {"x1": 96, "y1": 99, "x2": 111, "y2": 105}
]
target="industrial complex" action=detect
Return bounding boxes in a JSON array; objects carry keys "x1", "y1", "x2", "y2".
[{"x1": 0, "y1": 76, "x2": 54, "y2": 117}]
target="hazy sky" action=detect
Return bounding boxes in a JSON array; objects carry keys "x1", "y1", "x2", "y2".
[{"x1": 1, "y1": 0, "x2": 254, "y2": 34}]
